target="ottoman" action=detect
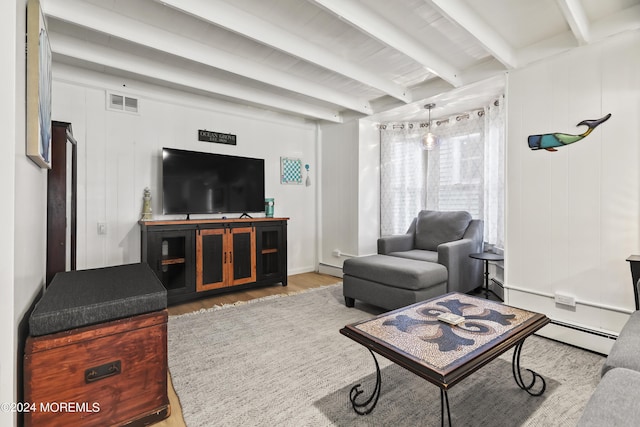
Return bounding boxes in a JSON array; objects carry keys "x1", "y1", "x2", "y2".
[
  {"x1": 343, "y1": 254, "x2": 448, "y2": 310},
  {"x1": 24, "y1": 263, "x2": 169, "y2": 427}
]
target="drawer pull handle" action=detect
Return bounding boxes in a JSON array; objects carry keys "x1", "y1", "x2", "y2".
[{"x1": 85, "y1": 360, "x2": 121, "y2": 383}]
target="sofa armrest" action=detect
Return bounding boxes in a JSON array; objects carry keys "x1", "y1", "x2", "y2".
[
  {"x1": 378, "y1": 234, "x2": 414, "y2": 254},
  {"x1": 438, "y1": 238, "x2": 476, "y2": 265},
  {"x1": 577, "y1": 367, "x2": 640, "y2": 426},
  {"x1": 602, "y1": 310, "x2": 640, "y2": 376},
  {"x1": 438, "y1": 238, "x2": 480, "y2": 293}
]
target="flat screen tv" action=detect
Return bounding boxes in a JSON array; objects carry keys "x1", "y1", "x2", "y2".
[{"x1": 162, "y1": 147, "x2": 265, "y2": 216}]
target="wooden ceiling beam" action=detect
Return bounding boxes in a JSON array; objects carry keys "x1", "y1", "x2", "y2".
[
  {"x1": 49, "y1": 33, "x2": 344, "y2": 123},
  {"x1": 556, "y1": 0, "x2": 590, "y2": 45},
  {"x1": 43, "y1": 0, "x2": 372, "y2": 115},
  {"x1": 590, "y1": 3, "x2": 640, "y2": 42},
  {"x1": 429, "y1": 0, "x2": 518, "y2": 69},
  {"x1": 154, "y1": 0, "x2": 411, "y2": 103},
  {"x1": 310, "y1": 0, "x2": 462, "y2": 88}
]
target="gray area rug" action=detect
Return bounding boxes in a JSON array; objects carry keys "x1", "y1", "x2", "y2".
[{"x1": 168, "y1": 284, "x2": 604, "y2": 426}]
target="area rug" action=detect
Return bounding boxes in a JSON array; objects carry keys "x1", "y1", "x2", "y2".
[{"x1": 167, "y1": 284, "x2": 604, "y2": 426}]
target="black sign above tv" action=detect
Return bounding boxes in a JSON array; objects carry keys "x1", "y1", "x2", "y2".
[{"x1": 198, "y1": 130, "x2": 237, "y2": 145}]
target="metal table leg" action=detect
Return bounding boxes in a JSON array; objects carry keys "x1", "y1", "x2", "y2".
[
  {"x1": 483, "y1": 259, "x2": 490, "y2": 298},
  {"x1": 349, "y1": 349, "x2": 382, "y2": 415},
  {"x1": 512, "y1": 339, "x2": 546, "y2": 396},
  {"x1": 441, "y1": 388, "x2": 452, "y2": 427}
]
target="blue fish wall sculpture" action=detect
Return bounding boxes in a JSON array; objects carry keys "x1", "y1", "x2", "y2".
[{"x1": 528, "y1": 113, "x2": 611, "y2": 152}]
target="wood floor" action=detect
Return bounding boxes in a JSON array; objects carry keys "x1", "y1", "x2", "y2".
[{"x1": 155, "y1": 272, "x2": 342, "y2": 427}]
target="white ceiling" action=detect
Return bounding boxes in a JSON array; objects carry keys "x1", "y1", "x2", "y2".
[{"x1": 43, "y1": 0, "x2": 640, "y2": 123}]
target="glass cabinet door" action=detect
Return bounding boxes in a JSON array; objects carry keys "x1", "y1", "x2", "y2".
[
  {"x1": 148, "y1": 230, "x2": 194, "y2": 296},
  {"x1": 229, "y1": 226, "x2": 256, "y2": 285},
  {"x1": 197, "y1": 226, "x2": 256, "y2": 290},
  {"x1": 256, "y1": 224, "x2": 285, "y2": 281},
  {"x1": 196, "y1": 228, "x2": 226, "y2": 291}
]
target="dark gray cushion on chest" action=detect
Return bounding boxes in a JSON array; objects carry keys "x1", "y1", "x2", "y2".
[
  {"x1": 29, "y1": 263, "x2": 167, "y2": 336},
  {"x1": 414, "y1": 210, "x2": 472, "y2": 251}
]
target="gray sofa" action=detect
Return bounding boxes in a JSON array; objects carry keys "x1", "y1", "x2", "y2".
[
  {"x1": 577, "y1": 287, "x2": 640, "y2": 425},
  {"x1": 343, "y1": 210, "x2": 484, "y2": 310}
]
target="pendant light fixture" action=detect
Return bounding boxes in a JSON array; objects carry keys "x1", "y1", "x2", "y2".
[{"x1": 421, "y1": 103, "x2": 438, "y2": 151}]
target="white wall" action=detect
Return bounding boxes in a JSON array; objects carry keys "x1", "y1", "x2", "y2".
[
  {"x1": 357, "y1": 119, "x2": 381, "y2": 256},
  {"x1": 52, "y1": 64, "x2": 318, "y2": 275},
  {"x1": 3, "y1": 0, "x2": 48, "y2": 424},
  {"x1": 506, "y1": 30, "x2": 640, "y2": 353},
  {"x1": 318, "y1": 118, "x2": 381, "y2": 275},
  {"x1": 1, "y1": 2, "x2": 19, "y2": 423},
  {"x1": 318, "y1": 120, "x2": 359, "y2": 271}
]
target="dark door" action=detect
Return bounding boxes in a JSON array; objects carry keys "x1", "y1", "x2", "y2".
[{"x1": 46, "y1": 122, "x2": 77, "y2": 286}]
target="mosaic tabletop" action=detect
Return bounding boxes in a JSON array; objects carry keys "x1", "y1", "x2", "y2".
[{"x1": 341, "y1": 292, "x2": 549, "y2": 388}]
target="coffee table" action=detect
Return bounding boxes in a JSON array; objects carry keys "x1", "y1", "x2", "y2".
[{"x1": 340, "y1": 292, "x2": 550, "y2": 426}]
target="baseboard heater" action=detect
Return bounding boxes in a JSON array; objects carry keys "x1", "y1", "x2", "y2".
[
  {"x1": 548, "y1": 319, "x2": 618, "y2": 341},
  {"x1": 318, "y1": 262, "x2": 344, "y2": 278},
  {"x1": 495, "y1": 278, "x2": 618, "y2": 341},
  {"x1": 491, "y1": 278, "x2": 504, "y2": 290}
]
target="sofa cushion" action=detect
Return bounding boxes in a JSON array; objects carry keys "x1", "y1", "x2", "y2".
[
  {"x1": 388, "y1": 249, "x2": 438, "y2": 263},
  {"x1": 414, "y1": 210, "x2": 472, "y2": 251},
  {"x1": 29, "y1": 263, "x2": 167, "y2": 336},
  {"x1": 577, "y1": 367, "x2": 640, "y2": 426},
  {"x1": 601, "y1": 310, "x2": 640, "y2": 376},
  {"x1": 343, "y1": 254, "x2": 447, "y2": 291}
]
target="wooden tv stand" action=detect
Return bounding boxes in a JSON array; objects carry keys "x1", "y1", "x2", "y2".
[{"x1": 140, "y1": 218, "x2": 288, "y2": 305}]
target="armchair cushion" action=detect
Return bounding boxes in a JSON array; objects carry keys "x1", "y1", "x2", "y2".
[
  {"x1": 387, "y1": 249, "x2": 438, "y2": 263},
  {"x1": 414, "y1": 210, "x2": 472, "y2": 251}
]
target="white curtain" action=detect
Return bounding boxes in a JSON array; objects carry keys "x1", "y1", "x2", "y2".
[
  {"x1": 425, "y1": 111, "x2": 485, "y2": 219},
  {"x1": 380, "y1": 124, "x2": 428, "y2": 236},
  {"x1": 379, "y1": 98, "x2": 505, "y2": 248},
  {"x1": 483, "y1": 97, "x2": 505, "y2": 249}
]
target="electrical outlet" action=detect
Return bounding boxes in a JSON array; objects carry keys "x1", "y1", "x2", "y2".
[
  {"x1": 332, "y1": 249, "x2": 341, "y2": 257},
  {"x1": 554, "y1": 292, "x2": 576, "y2": 307},
  {"x1": 97, "y1": 222, "x2": 107, "y2": 235}
]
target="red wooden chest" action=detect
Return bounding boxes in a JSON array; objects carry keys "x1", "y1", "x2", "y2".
[{"x1": 24, "y1": 309, "x2": 169, "y2": 426}]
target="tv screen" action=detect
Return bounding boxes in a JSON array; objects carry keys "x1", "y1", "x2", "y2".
[{"x1": 162, "y1": 148, "x2": 265, "y2": 216}]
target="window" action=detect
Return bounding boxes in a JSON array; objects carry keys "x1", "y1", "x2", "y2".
[
  {"x1": 380, "y1": 98, "x2": 505, "y2": 248},
  {"x1": 427, "y1": 131, "x2": 484, "y2": 218},
  {"x1": 379, "y1": 125, "x2": 428, "y2": 236}
]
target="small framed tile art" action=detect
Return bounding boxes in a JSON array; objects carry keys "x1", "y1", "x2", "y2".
[{"x1": 280, "y1": 157, "x2": 303, "y2": 185}]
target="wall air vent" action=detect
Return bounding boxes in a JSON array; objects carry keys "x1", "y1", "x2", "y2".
[
  {"x1": 107, "y1": 92, "x2": 139, "y2": 114},
  {"x1": 124, "y1": 96, "x2": 138, "y2": 112}
]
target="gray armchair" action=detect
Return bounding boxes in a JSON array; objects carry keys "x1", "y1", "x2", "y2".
[{"x1": 378, "y1": 210, "x2": 484, "y2": 294}]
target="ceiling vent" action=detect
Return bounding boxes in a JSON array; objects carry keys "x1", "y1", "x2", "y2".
[{"x1": 107, "y1": 92, "x2": 139, "y2": 113}]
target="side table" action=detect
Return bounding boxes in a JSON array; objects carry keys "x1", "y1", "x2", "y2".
[
  {"x1": 626, "y1": 255, "x2": 640, "y2": 310},
  {"x1": 469, "y1": 252, "x2": 504, "y2": 300}
]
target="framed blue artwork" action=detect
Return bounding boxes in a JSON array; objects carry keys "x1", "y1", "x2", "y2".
[
  {"x1": 26, "y1": 0, "x2": 52, "y2": 169},
  {"x1": 281, "y1": 157, "x2": 302, "y2": 185}
]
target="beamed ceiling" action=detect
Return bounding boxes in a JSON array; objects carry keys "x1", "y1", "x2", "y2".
[{"x1": 43, "y1": 0, "x2": 640, "y2": 123}]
